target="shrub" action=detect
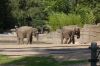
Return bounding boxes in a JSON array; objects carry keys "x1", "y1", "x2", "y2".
[
  {"x1": 48, "y1": 12, "x2": 82, "y2": 30},
  {"x1": 48, "y1": 6, "x2": 96, "y2": 30},
  {"x1": 76, "y1": 6, "x2": 96, "y2": 24}
]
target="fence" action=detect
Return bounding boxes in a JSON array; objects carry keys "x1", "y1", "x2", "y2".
[
  {"x1": 0, "y1": 26, "x2": 100, "y2": 66},
  {"x1": 89, "y1": 42, "x2": 100, "y2": 66},
  {"x1": 66, "y1": 42, "x2": 100, "y2": 66}
]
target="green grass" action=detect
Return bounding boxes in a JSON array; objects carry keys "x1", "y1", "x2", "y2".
[
  {"x1": 0, "y1": 55, "x2": 88, "y2": 66},
  {"x1": 0, "y1": 55, "x2": 12, "y2": 64},
  {"x1": 0, "y1": 55, "x2": 20, "y2": 64}
]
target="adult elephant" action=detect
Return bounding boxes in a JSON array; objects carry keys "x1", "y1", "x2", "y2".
[
  {"x1": 16, "y1": 26, "x2": 39, "y2": 44},
  {"x1": 61, "y1": 27, "x2": 80, "y2": 44}
]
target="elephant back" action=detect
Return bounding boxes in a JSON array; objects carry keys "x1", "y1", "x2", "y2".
[
  {"x1": 61, "y1": 25, "x2": 80, "y2": 36},
  {"x1": 62, "y1": 25, "x2": 78, "y2": 30},
  {"x1": 16, "y1": 26, "x2": 33, "y2": 34}
]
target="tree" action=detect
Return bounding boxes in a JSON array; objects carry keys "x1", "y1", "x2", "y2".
[
  {"x1": 0, "y1": 0, "x2": 15, "y2": 32},
  {"x1": 9, "y1": 0, "x2": 48, "y2": 27},
  {"x1": 0, "y1": 0, "x2": 99, "y2": 32}
]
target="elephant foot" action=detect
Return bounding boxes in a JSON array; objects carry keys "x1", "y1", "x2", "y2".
[{"x1": 72, "y1": 42, "x2": 75, "y2": 44}]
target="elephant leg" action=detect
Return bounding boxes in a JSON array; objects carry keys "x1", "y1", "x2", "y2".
[
  {"x1": 61, "y1": 35, "x2": 64, "y2": 44},
  {"x1": 67, "y1": 38, "x2": 71, "y2": 44},
  {"x1": 72, "y1": 36, "x2": 75, "y2": 44},
  {"x1": 64, "y1": 38, "x2": 69, "y2": 44},
  {"x1": 27, "y1": 33, "x2": 32, "y2": 44},
  {"x1": 29, "y1": 34, "x2": 33, "y2": 44},
  {"x1": 71, "y1": 32, "x2": 75, "y2": 44},
  {"x1": 69, "y1": 35, "x2": 75, "y2": 44},
  {"x1": 27, "y1": 37, "x2": 30, "y2": 44},
  {"x1": 20, "y1": 38, "x2": 24, "y2": 44},
  {"x1": 17, "y1": 38, "x2": 20, "y2": 44}
]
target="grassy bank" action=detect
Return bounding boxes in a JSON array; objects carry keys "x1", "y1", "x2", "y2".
[{"x1": 0, "y1": 55, "x2": 88, "y2": 66}]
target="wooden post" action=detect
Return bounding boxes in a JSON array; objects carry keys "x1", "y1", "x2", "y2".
[{"x1": 89, "y1": 42, "x2": 99, "y2": 66}]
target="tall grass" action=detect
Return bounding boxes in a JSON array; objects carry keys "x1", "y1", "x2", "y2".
[
  {"x1": 77, "y1": 6, "x2": 96, "y2": 24},
  {"x1": 48, "y1": 8, "x2": 96, "y2": 30},
  {"x1": 48, "y1": 12, "x2": 82, "y2": 30}
]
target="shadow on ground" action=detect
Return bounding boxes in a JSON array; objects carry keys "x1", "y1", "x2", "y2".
[
  {"x1": 0, "y1": 55, "x2": 89, "y2": 66},
  {"x1": 0, "y1": 47, "x2": 91, "y2": 60}
]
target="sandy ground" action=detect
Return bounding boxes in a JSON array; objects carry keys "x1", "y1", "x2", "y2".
[{"x1": 0, "y1": 33, "x2": 100, "y2": 65}]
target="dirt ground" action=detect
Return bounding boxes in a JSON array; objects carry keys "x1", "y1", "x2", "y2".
[{"x1": 0, "y1": 32, "x2": 100, "y2": 65}]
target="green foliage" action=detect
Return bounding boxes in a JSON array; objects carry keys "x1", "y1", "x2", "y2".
[
  {"x1": 0, "y1": 0, "x2": 99, "y2": 31},
  {"x1": 48, "y1": 6, "x2": 96, "y2": 30},
  {"x1": 76, "y1": 6, "x2": 96, "y2": 24},
  {"x1": 93, "y1": 3, "x2": 100, "y2": 24},
  {"x1": 9, "y1": 0, "x2": 47, "y2": 27},
  {"x1": 52, "y1": 0, "x2": 71, "y2": 13},
  {"x1": 48, "y1": 12, "x2": 82, "y2": 30}
]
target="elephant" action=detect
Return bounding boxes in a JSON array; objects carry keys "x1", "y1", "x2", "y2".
[
  {"x1": 37, "y1": 26, "x2": 43, "y2": 34},
  {"x1": 42, "y1": 25, "x2": 51, "y2": 33},
  {"x1": 37, "y1": 25, "x2": 51, "y2": 34},
  {"x1": 16, "y1": 26, "x2": 39, "y2": 44},
  {"x1": 61, "y1": 27, "x2": 80, "y2": 44}
]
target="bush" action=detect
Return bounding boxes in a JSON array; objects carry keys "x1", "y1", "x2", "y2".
[
  {"x1": 48, "y1": 6, "x2": 96, "y2": 30},
  {"x1": 76, "y1": 6, "x2": 96, "y2": 24},
  {"x1": 48, "y1": 12, "x2": 82, "y2": 30},
  {"x1": 93, "y1": 3, "x2": 100, "y2": 24}
]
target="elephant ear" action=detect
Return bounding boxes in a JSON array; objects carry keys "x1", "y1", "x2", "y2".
[{"x1": 33, "y1": 28, "x2": 38, "y2": 34}]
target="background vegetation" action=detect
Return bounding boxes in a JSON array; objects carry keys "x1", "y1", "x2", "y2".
[{"x1": 0, "y1": 0, "x2": 100, "y2": 31}]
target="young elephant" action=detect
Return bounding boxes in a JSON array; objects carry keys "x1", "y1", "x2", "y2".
[
  {"x1": 61, "y1": 27, "x2": 80, "y2": 44},
  {"x1": 37, "y1": 25, "x2": 51, "y2": 34},
  {"x1": 16, "y1": 26, "x2": 38, "y2": 44}
]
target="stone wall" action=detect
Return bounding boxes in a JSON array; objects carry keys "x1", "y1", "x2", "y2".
[
  {"x1": 55, "y1": 24, "x2": 100, "y2": 44},
  {"x1": 80, "y1": 24, "x2": 100, "y2": 44},
  {"x1": 0, "y1": 24, "x2": 100, "y2": 44}
]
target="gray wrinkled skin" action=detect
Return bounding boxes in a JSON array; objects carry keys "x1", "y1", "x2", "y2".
[
  {"x1": 16, "y1": 26, "x2": 38, "y2": 44},
  {"x1": 61, "y1": 27, "x2": 80, "y2": 44}
]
